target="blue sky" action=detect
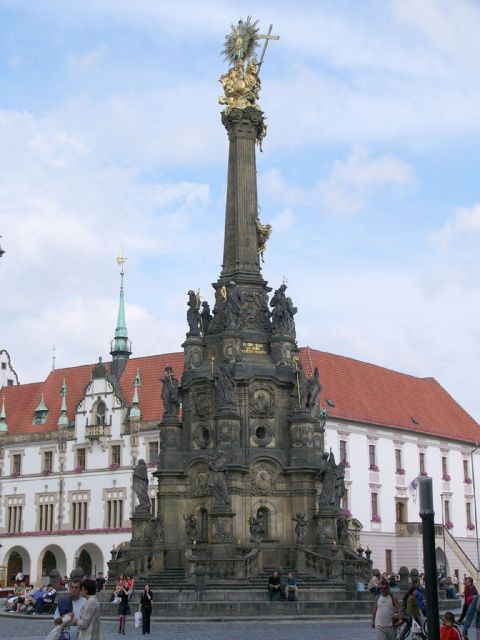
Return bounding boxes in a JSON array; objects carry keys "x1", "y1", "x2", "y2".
[{"x1": 1, "y1": 0, "x2": 480, "y2": 420}]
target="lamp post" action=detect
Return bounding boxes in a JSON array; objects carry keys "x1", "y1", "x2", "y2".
[
  {"x1": 419, "y1": 476, "x2": 440, "y2": 640},
  {"x1": 470, "y1": 444, "x2": 480, "y2": 571}
]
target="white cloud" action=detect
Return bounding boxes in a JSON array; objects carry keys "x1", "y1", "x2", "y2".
[
  {"x1": 271, "y1": 208, "x2": 295, "y2": 232},
  {"x1": 315, "y1": 146, "x2": 417, "y2": 216},
  {"x1": 68, "y1": 44, "x2": 108, "y2": 73},
  {"x1": 432, "y1": 203, "x2": 480, "y2": 248}
]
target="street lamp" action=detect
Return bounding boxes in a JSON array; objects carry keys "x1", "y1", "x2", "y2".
[{"x1": 419, "y1": 476, "x2": 440, "y2": 640}]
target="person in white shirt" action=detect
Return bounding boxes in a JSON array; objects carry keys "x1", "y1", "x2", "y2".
[
  {"x1": 371, "y1": 579, "x2": 402, "y2": 640},
  {"x1": 53, "y1": 579, "x2": 87, "y2": 640}
]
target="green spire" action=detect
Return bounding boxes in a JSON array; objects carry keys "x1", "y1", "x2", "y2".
[
  {"x1": 58, "y1": 378, "x2": 69, "y2": 427},
  {"x1": 110, "y1": 255, "x2": 132, "y2": 379},
  {"x1": 35, "y1": 394, "x2": 48, "y2": 412},
  {"x1": 0, "y1": 396, "x2": 7, "y2": 433},
  {"x1": 130, "y1": 368, "x2": 141, "y2": 422}
]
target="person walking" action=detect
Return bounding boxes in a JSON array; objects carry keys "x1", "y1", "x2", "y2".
[
  {"x1": 73, "y1": 579, "x2": 102, "y2": 640},
  {"x1": 371, "y1": 579, "x2": 402, "y2": 640},
  {"x1": 461, "y1": 591, "x2": 480, "y2": 640},
  {"x1": 53, "y1": 579, "x2": 87, "y2": 640},
  {"x1": 140, "y1": 584, "x2": 153, "y2": 635},
  {"x1": 116, "y1": 579, "x2": 130, "y2": 635},
  {"x1": 458, "y1": 576, "x2": 478, "y2": 624}
]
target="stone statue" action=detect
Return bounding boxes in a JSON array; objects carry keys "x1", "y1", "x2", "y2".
[
  {"x1": 183, "y1": 514, "x2": 197, "y2": 541},
  {"x1": 292, "y1": 513, "x2": 308, "y2": 542},
  {"x1": 256, "y1": 217, "x2": 272, "y2": 263},
  {"x1": 207, "y1": 450, "x2": 230, "y2": 510},
  {"x1": 215, "y1": 358, "x2": 237, "y2": 412},
  {"x1": 307, "y1": 367, "x2": 323, "y2": 418},
  {"x1": 334, "y1": 460, "x2": 347, "y2": 505},
  {"x1": 200, "y1": 301, "x2": 212, "y2": 335},
  {"x1": 132, "y1": 459, "x2": 150, "y2": 513},
  {"x1": 160, "y1": 366, "x2": 180, "y2": 418},
  {"x1": 186, "y1": 289, "x2": 201, "y2": 336},
  {"x1": 337, "y1": 514, "x2": 349, "y2": 546},
  {"x1": 270, "y1": 284, "x2": 297, "y2": 337},
  {"x1": 318, "y1": 451, "x2": 336, "y2": 508},
  {"x1": 224, "y1": 280, "x2": 245, "y2": 329},
  {"x1": 249, "y1": 510, "x2": 265, "y2": 542},
  {"x1": 208, "y1": 288, "x2": 227, "y2": 334},
  {"x1": 293, "y1": 357, "x2": 309, "y2": 409}
]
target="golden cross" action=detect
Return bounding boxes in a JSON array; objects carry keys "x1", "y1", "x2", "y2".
[
  {"x1": 258, "y1": 24, "x2": 280, "y2": 68},
  {"x1": 116, "y1": 250, "x2": 127, "y2": 275}
]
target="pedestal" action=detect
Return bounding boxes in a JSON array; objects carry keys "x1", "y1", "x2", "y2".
[
  {"x1": 159, "y1": 416, "x2": 183, "y2": 469},
  {"x1": 215, "y1": 413, "x2": 241, "y2": 458},
  {"x1": 131, "y1": 511, "x2": 153, "y2": 547},
  {"x1": 270, "y1": 333, "x2": 296, "y2": 367},
  {"x1": 182, "y1": 335, "x2": 205, "y2": 371},
  {"x1": 289, "y1": 410, "x2": 318, "y2": 465},
  {"x1": 314, "y1": 509, "x2": 340, "y2": 546},
  {"x1": 210, "y1": 511, "x2": 235, "y2": 543}
]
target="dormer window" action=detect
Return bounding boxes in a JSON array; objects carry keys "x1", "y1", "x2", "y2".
[
  {"x1": 95, "y1": 401, "x2": 106, "y2": 426},
  {"x1": 33, "y1": 395, "x2": 49, "y2": 425}
]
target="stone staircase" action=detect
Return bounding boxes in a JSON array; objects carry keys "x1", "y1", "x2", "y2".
[{"x1": 100, "y1": 568, "x2": 373, "y2": 619}]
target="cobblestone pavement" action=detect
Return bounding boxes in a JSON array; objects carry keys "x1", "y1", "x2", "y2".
[{"x1": 0, "y1": 617, "x2": 377, "y2": 640}]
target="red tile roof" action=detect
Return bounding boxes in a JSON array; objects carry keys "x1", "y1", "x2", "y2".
[{"x1": 1, "y1": 348, "x2": 478, "y2": 443}]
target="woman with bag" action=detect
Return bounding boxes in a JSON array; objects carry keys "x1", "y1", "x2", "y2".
[
  {"x1": 116, "y1": 580, "x2": 130, "y2": 635},
  {"x1": 140, "y1": 584, "x2": 153, "y2": 635}
]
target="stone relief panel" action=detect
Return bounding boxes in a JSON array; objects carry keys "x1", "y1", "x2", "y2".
[
  {"x1": 185, "y1": 344, "x2": 204, "y2": 370},
  {"x1": 250, "y1": 460, "x2": 280, "y2": 495},
  {"x1": 190, "y1": 463, "x2": 210, "y2": 498},
  {"x1": 192, "y1": 385, "x2": 213, "y2": 420},
  {"x1": 249, "y1": 382, "x2": 275, "y2": 418},
  {"x1": 192, "y1": 423, "x2": 213, "y2": 449}
]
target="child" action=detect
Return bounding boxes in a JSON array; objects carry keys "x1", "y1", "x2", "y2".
[{"x1": 440, "y1": 611, "x2": 462, "y2": 640}]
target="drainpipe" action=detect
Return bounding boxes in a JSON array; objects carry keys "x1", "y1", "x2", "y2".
[{"x1": 470, "y1": 443, "x2": 480, "y2": 571}]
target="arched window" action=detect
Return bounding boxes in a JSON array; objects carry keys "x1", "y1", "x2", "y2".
[
  {"x1": 396, "y1": 501, "x2": 405, "y2": 524},
  {"x1": 95, "y1": 402, "x2": 106, "y2": 426},
  {"x1": 200, "y1": 508, "x2": 208, "y2": 541},
  {"x1": 42, "y1": 550, "x2": 57, "y2": 576},
  {"x1": 257, "y1": 506, "x2": 269, "y2": 540}
]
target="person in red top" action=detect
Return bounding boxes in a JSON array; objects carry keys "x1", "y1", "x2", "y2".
[
  {"x1": 440, "y1": 611, "x2": 462, "y2": 640},
  {"x1": 458, "y1": 577, "x2": 478, "y2": 624}
]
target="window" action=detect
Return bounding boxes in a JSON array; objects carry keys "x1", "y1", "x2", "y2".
[
  {"x1": 7, "y1": 379, "x2": 13, "y2": 386},
  {"x1": 339, "y1": 440, "x2": 347, "y2": 464},
  {"x1": 371, "y1": 493, "x2": 378, "y2": 517},
  {"x1": 1, "y1": 362, "x2": 6, "y2": 369},
  {"x1": 7, "y1": 504, "x2": 23, "y2": 533},
  {"x1": 6, "y1": 496, "x2": 24, "y2": 533},
  {"x1": 148, "y1": 441, "x2": 159, "y2": 464},
  {"x1": 71, "y1": 492, "x2": 89, "y2": 529},
  {"x1": 76, "y1": 448, "x2": 86, "y2": 471},
  {"x1": 442, "y1": 456, "x2": 448, "y2": 477},
  {"x1": 464, "y1": 460, "x2": 470, "y2": 481},
  {"x1": 369, "y1": 444, "x2": 377, "y2": 469},
  {"x1": 395, "y1": 449, "x2": 402, "y2": 472},
  {"x1": 466, "y1": 503, "x2": 473, "y2": 527},
  {"x1": 12, "y1": 454, "x2": 22, "y2": 476},
  {"x1": 95, "y1": 401, "x2": 106, "y2": 426},
  {"x1": 37, "y1": 495, "x2": 55, "y2": 531},
  {"x1": 106, "y1": 496, "x2": 124, "y2": 528},
  {"x1": 43, "y1": 451, "x2": 53, "y2": 473},
  {"x1": 396, "y1": 501, "x2": 405, "y2": 524},
  {"x1": 111, "y1": 445, "x2": 121, "y2": 466},
  {"x1": 419, "y1": 452, "x2": 426, "y2": 474},
  {"x1": 444, "y1": 499, "x2": 451, "y2": 523}
]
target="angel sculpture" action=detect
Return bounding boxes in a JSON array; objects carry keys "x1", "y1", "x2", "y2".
[{"x1": 256, "y1": 217, "x2": 272, "y2": 262}]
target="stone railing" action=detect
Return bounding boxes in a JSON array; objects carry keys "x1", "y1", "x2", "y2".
[
  {"x1": 342, "y1": 558, "x2": 371, "y2": 580},
  {"x1": 185, "y1": 548, "x2": 262, "y2": 582},
  {"x1": 395, "y1": 522, "x2": 444, "y2": 537},
  {"x1": 295, "y1": 547, "x2": 332, "y2": 579},
  {"x1": 107, "y1": 545, "x2": 165, "y2": 581}
]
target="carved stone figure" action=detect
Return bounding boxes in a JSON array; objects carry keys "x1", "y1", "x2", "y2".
[
  {"x1": 132, "y1": 459, "x2": 150, "y2": 513},
  {"x1": 250, "y1": 384, "x2": 274, "y2": 418},
  {"x1": 208, "y1": 288, "x2": 227, "y2": 334},
  {"x1": 318, "y1": 451, "x2": 336, "y2": 507},
  {"x1": 337, "y1": 515, "x2": 349, "y2": 546},
  {"x1": 293, "y1": 513, "x2": 308, "y2": 542},
  {"x1": 207, "y1": 450, "x2": 230, "y2": 510},
  {"x1": 200, "y1": 301, "x2": 212, "y2": 335},
  {"x1": 215, "y1": 358, "x2": 237, "y2": 413},
  {"x1": 224, "y1": 280, "x2": 245, "y2": 329},
  {"x1": 160, "y1": 366, "x2": 180, "y2": 418},
  {"x1": 270, "y1": 284, "x2": 297, "y2": 337},
  {"x1": 187, "y1": 290, "x2": 201, "y2": 336},
  {"x1": 334, "y1": 460, "x2": 347, "y2": 505},
  {"x1": 249, "y1": 511, "x2": 265, "y2": 541},
  {"x1": 293, "y1": 357, "x2": 309, "y2": 409},
  {"x1": 307, "y1": 367, "x2": 322, "y2": 414},
  {"x1": 183, "y1": 514, "x2": 197, "y2": 541}
]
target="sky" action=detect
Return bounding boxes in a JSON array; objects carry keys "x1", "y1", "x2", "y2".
[{"x1": 1, "y1": 0, "x2": 480, "y2": 421}]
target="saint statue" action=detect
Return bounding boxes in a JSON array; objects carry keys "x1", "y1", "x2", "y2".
[
  {"x1": 207, "y1": 450, "x2": 230, "y2": 511},
  {"x1": 132, "y1": 459, "x2": 150, "y2": 513},
  {"x1": 292, "y1": 513, "x2": 308, "y2": 542},
  {"x1": 186, "y1": 289, "x2": 201, "y2": 336},
  {"x1": 224, "y1": 280, "x2": 245, "y2": 329},
  {"x1": 270, "y1": 284, "x2": 297, "y2": 337},
  {"x1": 215, "y1": 358, "x2": 237, "y2": 412},
  {"x1": 248, "y1": 510, "x2": 265, "y2": 542},
  {"x1": 307, "y1": 367, "x2": 323, "y2": 418},
  {"x1": 160, "y1": 366, "x2": 180, "y2": 418},
  {"x1": 337, "y1": 514, "x2": 349, "y2": 546},
  {"x1": 256, "y1": 217, "x2": 272, "y2": 263},
  {"x1": 200, "y1": 301, "x2": 212, "y2": 335},
  {"x1": 318, "y1": 450, "x2": 346, "y2": 510}
]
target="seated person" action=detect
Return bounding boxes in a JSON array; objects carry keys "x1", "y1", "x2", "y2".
[
  {"x1": 268, "y1": 571, "x2": 283, "y2": 601},
  {"x1": 34, "y1": 584, "x2": 56, "y2": 614},
  {"x1": 285, "y1": 572, "x2": 298, "y2": 602}
]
